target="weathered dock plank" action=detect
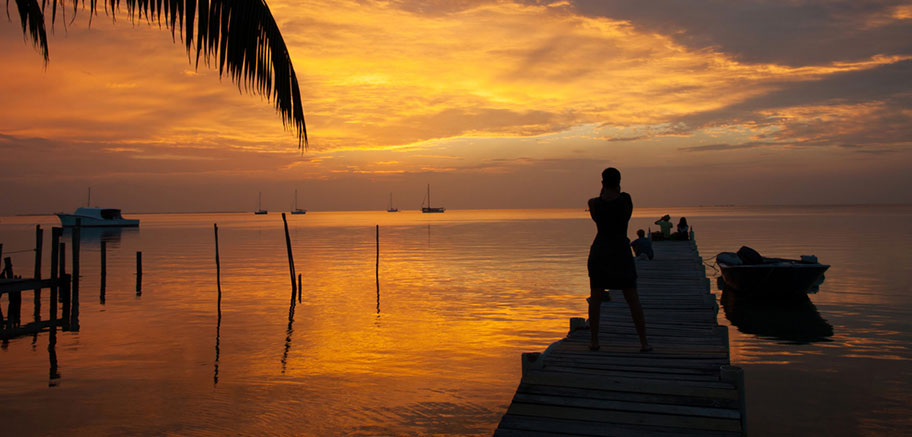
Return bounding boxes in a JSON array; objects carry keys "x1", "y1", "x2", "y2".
[{"x1": 495, "y1": 240, "x2": 746, "y2": 436}]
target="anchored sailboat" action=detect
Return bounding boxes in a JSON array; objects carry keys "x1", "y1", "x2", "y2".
[
  {"x1": 421, "y1": 184, "x2": 445, "y2": 213},
  {"x1": 387, "y1": 192, "x2": 399, "y2": 212},
  {"x1": 254, "y1": 192, "x2": 268, "y2": 215},
  {"x1": 291, "y1": 189, "x2": 307, "y2": 215}
]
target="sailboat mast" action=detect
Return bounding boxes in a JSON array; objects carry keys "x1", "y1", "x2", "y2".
[
  {"x1": 427, "y1": 184, "x2": 431, "y2": 208},
  {"x1": 259, "y1": 192, "x2": 262, "y2": 210},
  {"x1": 87, "y1": 187, "x2": 91, "y2": 207},
  {"x1": 294, "y1": 189, "x2": 298, "y2": 210}
]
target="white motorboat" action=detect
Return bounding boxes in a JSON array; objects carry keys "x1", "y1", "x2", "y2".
[{"x1": 57, "y1": 207, "x2": 139, "y2": 227}]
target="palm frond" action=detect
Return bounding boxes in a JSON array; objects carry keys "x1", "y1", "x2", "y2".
[
  {"x1": 12, "y1": 0, "x2": 49, "y2": 62},
  {"x1": 8, "y1": 0, "x2": 308, "y2": 148}
]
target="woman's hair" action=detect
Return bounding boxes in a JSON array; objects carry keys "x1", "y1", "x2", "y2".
[
  {"x1": 679, "y1": 217, "x2": 688, "y2": 226},
  {"x1": 602, "y1": 167, "x2": 621, "y2": 188}
]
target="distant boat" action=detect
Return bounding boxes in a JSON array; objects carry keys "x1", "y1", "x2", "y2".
[
  {"x1": 58, "y1": 208, "x2": 139, "y2": 227},
  {"x1": 254, "y1": 192, "x2": 268, "y2": 215},
  {"x1": 57, "y1": 187, "x2": 139, "y2": 227},
  {"x1": 421, "y1": 184, "x2": 445, "y2": 213},
  {"x1": 387, "y1": 192, "x2": 398, "y2": 213},
  {"x1": 291, "y1": 189, "x2": 306, "y2": 215}
]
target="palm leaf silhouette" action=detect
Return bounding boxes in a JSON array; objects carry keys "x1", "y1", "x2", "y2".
[{"x1": 6, "y1": 0, "x2": 308, "y2": 148}]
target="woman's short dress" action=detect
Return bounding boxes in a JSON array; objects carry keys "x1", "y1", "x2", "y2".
[{"x1": 587, "y1": 193, "x2": 637, "y2": 290}]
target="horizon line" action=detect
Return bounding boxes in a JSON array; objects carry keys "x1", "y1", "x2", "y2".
[{"x1": 10, "y1": 202, "x2": 912, "y2": 217}]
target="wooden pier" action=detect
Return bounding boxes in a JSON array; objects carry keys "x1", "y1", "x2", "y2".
[
  {"x1": 0, "y1": 226, "x2": 77, "y2": 340},
  {"x1": 496, "y1": 239, "x2": 747, "y2": 436}
]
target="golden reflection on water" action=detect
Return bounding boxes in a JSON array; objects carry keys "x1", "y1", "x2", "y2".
[{"x1": 0, "y1": 206, "x2": 910, "y2": 435}]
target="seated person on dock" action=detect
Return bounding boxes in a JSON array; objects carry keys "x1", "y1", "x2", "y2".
[
  {"x1": 652, "y1": 214, "x2": 673, "y2": 240},
  {"x1": 630, "y1": 229, "x2": 654, "y2": 260},
  {"x1": 671, "y1": 217, "x2": 690, "y2": 240}
]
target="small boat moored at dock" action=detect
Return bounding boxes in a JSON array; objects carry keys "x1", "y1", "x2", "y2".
[
  {"x1": 57, "y1": 207, "x2": 139, "y2": 227},
  {"x1": 716, "y1": 247, "x2": 829, "y2": 298}
]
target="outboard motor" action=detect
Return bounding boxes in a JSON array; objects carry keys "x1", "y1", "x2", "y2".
[
  {"x1": 736, "y1": 246, "x2": 764, "y2": 265},
  {"x1": 715, "y1": 252, "x2": 742, "y2": 265}
]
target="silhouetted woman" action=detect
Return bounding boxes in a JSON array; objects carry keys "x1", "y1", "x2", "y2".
[
  {"x1": 587, "y1": 168, "x2": 651, "y2": 352},
  {"x1": 677, "y1": 217, "x2": 689, "y2": 234},
  {"x1": 673, "y1": 217, "x2": 690, "y2": 240}
]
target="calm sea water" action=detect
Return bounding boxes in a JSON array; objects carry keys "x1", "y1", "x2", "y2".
[{"x1": 0, "y1": 206, "x2": 909, "y2": 435}]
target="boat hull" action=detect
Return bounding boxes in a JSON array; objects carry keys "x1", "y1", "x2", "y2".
[
  {"x1": 720, "y1": 263, "x2": 829, "y2": 297},
  {"x1": 421, "y1": 208, "x2": 445, "y2": 213},
  {"x1": 57, "y1": 214, "x2": 139, "y2": 227},
  {"x1": 290, "y1": 210, "x2": 306, "y2": 215},
  {"x1": 254, "y1": 210, "x2": 268, "y2": 215}
]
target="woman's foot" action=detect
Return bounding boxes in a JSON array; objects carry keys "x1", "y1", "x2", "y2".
[{"x1": 639, "y1": 345, "x2": 653, "y2": 353}]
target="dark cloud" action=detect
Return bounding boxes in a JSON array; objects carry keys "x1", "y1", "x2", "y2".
[
  {"x1": 678, "y1": 60, "x2": 912, "y2": 129},
  {"x1": 679, "y1": 141, "x2": 779, "y2": 152},
  {"x1": 572, "y1": 0, "x2": 912, "y2": 66}
]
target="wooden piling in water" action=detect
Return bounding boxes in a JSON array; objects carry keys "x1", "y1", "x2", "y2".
[
  {"x1": 100, "y1": 240, "x2": 106, "y2": 304},
  {"x1": 375, "y1": 225, "x2": 379, "y2": 288},
  {"x1": 213, "y1": 223, "x2": 222, "y2": 386},
  {"x1": 70, "y1": 220, "x2": 80, "y2": 330},
  {"x1": 281, "y1": 213, "x2": 297, "y2": 298},
  {"x1": 33, "y1": 225, "x2": 43, "y2": 321},
  {"x1": 0, "y1": 244, "x2": 3, "y2": 327},
  {"x1": 49, "y1": 229, "x2": 60, "y2": 329},
  {"x1": 297, "y1": 273, "x2": 302, "y2": 303},
  {"x1": 214, "y1": 224, "x2": 221, "y2": 311},
  {"x1": 376, "y1": 225, "x2": 380, "y2": 313},
  {"x1": 59, "y1": 242, "x2": 69, "y2": 329},
  {"x1": 136, "y1": 251, "x2": 142, "y2": 295},
  {"x1": 2, "y1": 257, "x2": 21, "y2": 328}
]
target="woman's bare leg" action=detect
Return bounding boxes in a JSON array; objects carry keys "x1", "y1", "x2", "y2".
[
  {"x1": 622, "y1": 287, "x2": 651, "y2": 351},
  {"x1": 588, "y1": 286, "x2": 602, "y2": 350}
]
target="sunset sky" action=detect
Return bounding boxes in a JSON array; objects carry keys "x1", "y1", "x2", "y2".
[{"x1": 2, "y1": 0, "x2": 911, "y2": 214}]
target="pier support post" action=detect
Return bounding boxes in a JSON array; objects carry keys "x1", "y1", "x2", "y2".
[
  {"x1": 33, "y1": 225, "x2": 43, "y2": 322},
  {"x1": 521, "y1": 352, "x2": 543, "y2": 376},
  {"x1": 70, "y1": 219, "x2": 80, "y2": 330},
  {"x1": 3, "y1": 257, "x2": 21, "y2": 328},
  {"x1": 569, "y1": 317, "x2": 587, "y2": 333},
  {"x1": 59, "y1": 243, "x2": 69, "y2": 329},
  {"x1": 49, "y1": 229, "x2": 60, "y2": 328},
  {"x1": 714, "y1": 325, "x2": 730, "y2": 350},
  {"x1": 721, "y1": 365, "x2": 747, "y2": 435}
]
